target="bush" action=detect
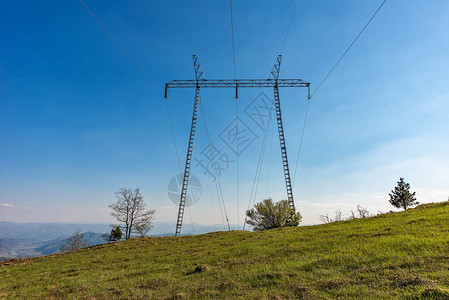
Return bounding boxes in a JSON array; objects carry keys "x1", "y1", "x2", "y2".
[{"x1": 245, "y1": 198, "x2": 302, "y2": 231}]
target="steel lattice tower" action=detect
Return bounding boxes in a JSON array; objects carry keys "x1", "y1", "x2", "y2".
[{"x1": 165, "y1": 55, "x2": 310, "y2": 236}]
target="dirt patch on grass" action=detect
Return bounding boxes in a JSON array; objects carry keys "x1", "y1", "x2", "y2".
[
  {"x1": 414, "y1": 287, "x2": 449, "y2": 299},
  {"x1": 216, "y1": 256, "x2": 271, "y2": 269},
  {"x1": 61, "y1": 268, "x2": 80, "y2": 275},
  {"x1": 293, "y1": 287, "x2": 308, "y2": 298},
  {"x1": 166, "y1": 292, "x2": 187, "y2": 299},
  {"x1": 187, "y1": 264, "x2": 210, "y2": 275},
  {"x1": 390, "y1": 275, "x2": 426, "y2": 288},
  {"x1": 138, "y1": 278, "x2": 171, "y2": 289},
  {"x1": 406, "y1": 218, "x2": 427, "y2": 225},
  {"x1": 319, "y1": 279, "x2": 354, "y2": 290},
  {"x1": 257, "y1": 272, "x2": 283, "y2": 280}
]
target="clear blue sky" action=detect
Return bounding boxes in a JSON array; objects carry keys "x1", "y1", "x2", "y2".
[{"x1": 1, "y1": 0, "x2": 448, "y2": 226}]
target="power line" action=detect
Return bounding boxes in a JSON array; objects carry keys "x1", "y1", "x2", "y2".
[
  {"x1": 79, "y1": 0, "x2": 162, "y2": 97},
  {"x1": 267, "y1": 0, "x2": 300, "y2": 195},
  {"x1": 264, "y1": 111, "x2": 275, "y2": 198},
  {"x1": 165, "y1": 101, "x2": 182, "y2": 172},
  {"x1": 79, "y1": 0, "x2": 180, "y2": 166},
  {"x1": 311, "y1": 0, "x2": 387, "y2": 97},
  {"x1": 172, "y1": 0, "x2": 208, "y2": 79},
  {"x1": 78, "y1": 0, "x2": 194, "y2": 233},
  {"x1": 292, "y1": 0, "x2": 387, "y2": 193},
  {"x1": 172, "y1": 1, "x2": 229, "y2": 230},
  {"x1": 166, "y1": 100, "x2": 196, "y2": 235},
  {"x1": 243, "y1": 95, "x2": 275, "y2": 229},
  {"x1": 206, "y1": 160, "x2": 220, "y2": 231},
  {"x1": 229, "y1": 0, "x2": 240, "y2": 229},
  {"x1": 199, "y1": 97, "x2": 231, "y2": 231},
  {"x1": 172, "y1": 0, "x2": 195, "y2": 55},
  {"x1": 292, "y1": 99, "x2": 310, "y2": 187},
  {"x1": 280, "y1": 0, "x2": 299, "y2": 54},
  {"x1": 229, "y1": 0, "x2": 237, "y2": 80}
]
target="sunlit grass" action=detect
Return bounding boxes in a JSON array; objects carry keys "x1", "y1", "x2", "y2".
[{"x1": 1, "y1": 202, "x2": 449, "y2": 299}]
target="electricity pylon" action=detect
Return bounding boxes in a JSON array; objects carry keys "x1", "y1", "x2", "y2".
[{"x1": 165, "y1": 55, "x2": 310, "y2": 236}]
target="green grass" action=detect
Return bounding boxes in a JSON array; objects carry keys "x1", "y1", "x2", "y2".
[{"x1": 1, "y1": 202, "x2": 449, "y2": 299}]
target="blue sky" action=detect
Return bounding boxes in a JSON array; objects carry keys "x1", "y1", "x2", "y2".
[{"x1": 1, "y1": 0, "x2": 448, "y2": 227}]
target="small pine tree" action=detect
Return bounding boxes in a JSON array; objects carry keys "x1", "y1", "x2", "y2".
[
  {"x1": 103, "y1": 226, "x2": 122, "y2": 242},
  {"x1": 111, "y1": 226, "x2": 122, "y2": 241},
  {"x1": 389, "y1": 177, "x2": 419, "y2": 210}
]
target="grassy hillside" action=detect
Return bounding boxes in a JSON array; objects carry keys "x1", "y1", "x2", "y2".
[{"x1": 1, "y1": 202, "x2": 449, "y2": 299}]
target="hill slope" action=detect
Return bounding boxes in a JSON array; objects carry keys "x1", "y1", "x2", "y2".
[{"x1": 1, "y1": 202, "x2": 449, "y2": 299}]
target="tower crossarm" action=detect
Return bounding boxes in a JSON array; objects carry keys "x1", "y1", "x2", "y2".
[{"x1": 164, "y1": 79, "x2": 309, "y2": 97}]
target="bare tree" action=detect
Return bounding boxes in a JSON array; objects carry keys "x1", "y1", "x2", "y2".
[
  {"x1": 134, "y1": 220, "x2": 154, "y2": 238},
  {"x1": 348, "y1": 210, "x2": 357, "y2": 219},
  {"x1": 357, "y1": 205, "x2": 370, "y2": 218},
  {"x1": 109, "y1": 188, "x2": 156, "y2": 240},
  {"x1": 319, "y1": 213, "x2": 332, "y2": 224},
  {"x1": 133, "y1": 208, "x2": 156, "y2": 238},
  {"x1": 334, "y1": 210, "x2": 343, "y2": 222},
  {"x1": 60, "y1": 229, "x2": 86, "y2": 252}
]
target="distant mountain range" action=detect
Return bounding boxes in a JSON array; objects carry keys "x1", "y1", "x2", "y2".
[
  {"x1": 0, "y1": 221, "x2": 239, "y2": 260},
  {"x1": 0, "y1": 222, "x2": 111, "y2": 240},
  {"x1": 0, "y1": 230, "x2": 105, "y2": 260}
]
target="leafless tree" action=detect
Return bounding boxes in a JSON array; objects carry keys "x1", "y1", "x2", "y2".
[
  {"x1": 357, "y1": 205, "x2": 370, "y2": 218},
  {"x1": 348, "y1": 210, "x2": 357, "y2": 219},
  {"x1": 109, "y1": 188, "x2": 156, "y2": 240},
  {"x1": 134, "y1": 215, "x2": 155, "y2": 238},
  {"x1": 59, "y1": 229, "x2": 86, "y2": 252},
  {"x1": 319, "y1": 213, "x2": 332, "y2": 224},
  {"x1": 334, "y1": 210, "x2": 343, "y2": 222}
]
